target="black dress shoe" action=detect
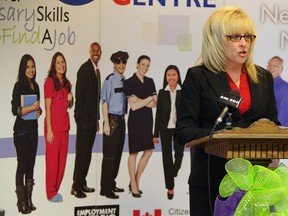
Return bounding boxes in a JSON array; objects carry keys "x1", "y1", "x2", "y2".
[
  {"x1": 82, "y1": 186, "x2": 95, "y2": 193},
  {"x1": 101, "y1": 191, "x2": 119, "y2": 199},
  {"x1": 113, "y1": 186, "x2": 124, "y2": 193},
  {"x1": 167, "y1": 192, "x2": 174, "y2": 200},
  {"x1": 71, "y1": 189, "x2": 86, "y2": 198}
]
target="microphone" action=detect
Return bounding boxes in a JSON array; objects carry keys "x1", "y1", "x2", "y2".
[{"x1": 214, "y1": 90, "x2": 242, "y2": 126}]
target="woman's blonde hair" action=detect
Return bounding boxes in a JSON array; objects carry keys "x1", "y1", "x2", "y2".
[{"x1": 196, "y1": 6, "x2": 259, "y2": 83}]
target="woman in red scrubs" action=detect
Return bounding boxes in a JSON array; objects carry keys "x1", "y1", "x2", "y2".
[{"x1": 44, "y1": 52, "x2": 73, "y2": 202}]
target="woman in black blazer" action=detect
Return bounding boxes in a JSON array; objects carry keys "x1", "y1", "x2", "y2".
[
  {"x1": 153, "y1": 65, "x2": 184, "y2": 200},
  {"x1": 11, "y1": 54, "x2": 42, "y2": 213},
  {"x1": 175, "y1": 6, "x2": 279, "y2": 216}
]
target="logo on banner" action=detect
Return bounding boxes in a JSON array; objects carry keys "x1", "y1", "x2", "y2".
[
  {"x1": 133, "y1": 209, "x2": 161, "y2": 216},
  {"x1": 60, "y1": 0, "x2": 94, "y2": 6},
  {"x1": 75, "y1": 205, "x2": 119, "y2": 216}
]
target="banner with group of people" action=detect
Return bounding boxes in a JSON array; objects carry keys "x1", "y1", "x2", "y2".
[{"x1": 0, "y1": 0, "x2": 287, "y2": 215}]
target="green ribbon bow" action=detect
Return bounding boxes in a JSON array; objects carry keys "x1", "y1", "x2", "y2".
[{"x1": 219, "y1": 158, "x2": 288, "y2": 215}]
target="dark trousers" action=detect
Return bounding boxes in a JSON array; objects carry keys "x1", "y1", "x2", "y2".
[
  {"x1": 13, "y1": 130, "x2": 38, "y2": 186},
  {"x1": 160, "y1": 128, "x2": 184, "y2": 190},
  {"x1": 72, "y1": 119, "x2": 97, "y2": 191},
  {"x1": 100, "y1": 116, "x2": 125, "y2": 194},
  {"x1": 189, "y1": 185, "x2": 218, "y2": 216}
]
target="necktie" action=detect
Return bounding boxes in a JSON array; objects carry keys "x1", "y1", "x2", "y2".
[
  {"x1": 96, "y1": 68, "x2": 101, "y2": 119},
  {"x1": 95, "y1": 68, "x2": 99, "y2": 78}
]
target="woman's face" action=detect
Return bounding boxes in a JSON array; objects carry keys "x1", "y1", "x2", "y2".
[
  {"x1": 137, "y1": 58, "x2": 150, "y2": 76},
  {"x1": 55, "y1": 55, "x2": 66, "y2": 75},
  {"x1": 166, "y1": 69, "x2": 178, "y2": 88},
  {"x1": 25, "y1": 59, "x2": 36, "y2": 80},
  {"x1": 225, "y1": 32, "x2": 252, "y2": 67}
]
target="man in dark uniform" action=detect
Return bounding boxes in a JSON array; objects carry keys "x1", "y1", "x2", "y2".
[
  {"x1": 71, "y1": 42, "x2": 102, "y2": 198},
  {"x1": 100, "y1": 51, "x2": 129, "y2": 199}
]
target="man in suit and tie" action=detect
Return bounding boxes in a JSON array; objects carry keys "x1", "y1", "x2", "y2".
[{"x1": 71, "y1": 42, "x2": 102, "y2": 198}]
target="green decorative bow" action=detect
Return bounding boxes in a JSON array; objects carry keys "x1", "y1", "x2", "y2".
[{"x1": 219, "y1": 158, "x2": 288, "y2": 215}]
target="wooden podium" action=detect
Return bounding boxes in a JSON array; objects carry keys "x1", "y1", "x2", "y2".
[{"x1": 185, "y1": 118, "x2": 288, "y2": 166}]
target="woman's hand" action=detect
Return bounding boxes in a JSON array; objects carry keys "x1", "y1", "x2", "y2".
[
  {"x1": 46, "y1": 130, "x2": 54, "y2": 144},
  {"x1": 67, "y1": 92, "x2": 74, "y2": 109},
  {"x1": 33, "y1": 101, "x2": 40, "y2": 110},
  {"x1": 68, "y1": 92, "x2": 73, "y2": 101},
  {"x1": 36, "y1": 109, "x2": 41, "y2": 118},
  {"x1": 129, "y1": 95, "x2": 139, "y2": 102}
]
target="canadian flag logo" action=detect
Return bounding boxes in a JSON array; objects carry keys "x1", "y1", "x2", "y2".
[{"x1": 133, "y1": 209, "x2": 161, "y2": 216}]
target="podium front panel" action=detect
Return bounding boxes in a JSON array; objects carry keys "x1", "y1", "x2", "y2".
[{"x1": 206, "y1": 138, "x2": 288, "y2": 159}]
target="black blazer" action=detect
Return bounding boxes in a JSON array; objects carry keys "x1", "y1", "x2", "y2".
[
  {"x1": 154, "y1": 89, "x2": 181, "y2": 137},
  {"x1": 175, "y1": 65, "x2": 279, "y2": 189},
  {"x1": 74, "y1": 59, "x2": 101, "y2": 127},
  {"x1": 11, "y1": 81, "x2": 40, "y2": 132}
]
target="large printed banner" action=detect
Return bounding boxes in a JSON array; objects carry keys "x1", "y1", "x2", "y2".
[{"x1": 1, "y1": 0, "x2": 288, "y2": 215}]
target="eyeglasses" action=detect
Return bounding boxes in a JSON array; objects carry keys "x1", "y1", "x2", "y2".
[
  {"x1": 115, "y1": 59, "x2": 127, "y2": 64},
  {"x1": 226, "y1": 34, "x2": 256, "y2": 42}
]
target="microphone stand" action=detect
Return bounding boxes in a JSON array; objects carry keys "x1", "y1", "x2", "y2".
[
  {"x1": 225, "y1": 113, "x2": 233, "y2": 130},
  {"x1": 208, "y1": 110, "x2": 233, "y2": 215}
]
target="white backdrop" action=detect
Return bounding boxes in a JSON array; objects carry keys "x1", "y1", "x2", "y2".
[{"x1": 0, "y1": 0, "x2": 288, "y2": 215}]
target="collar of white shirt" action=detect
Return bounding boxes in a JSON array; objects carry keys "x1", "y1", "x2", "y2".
[{"x1": 164, "y1": 84, "x2": 181, "y2": 92}]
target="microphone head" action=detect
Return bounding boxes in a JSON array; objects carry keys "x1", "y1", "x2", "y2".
[{"x1": 219, "y1": 90, "x2": 242, "y2": 108}]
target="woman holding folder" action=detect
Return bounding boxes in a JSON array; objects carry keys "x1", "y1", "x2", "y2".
[{"x1": 11, "y1": 54, "x2": 42, "y2": 214}]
